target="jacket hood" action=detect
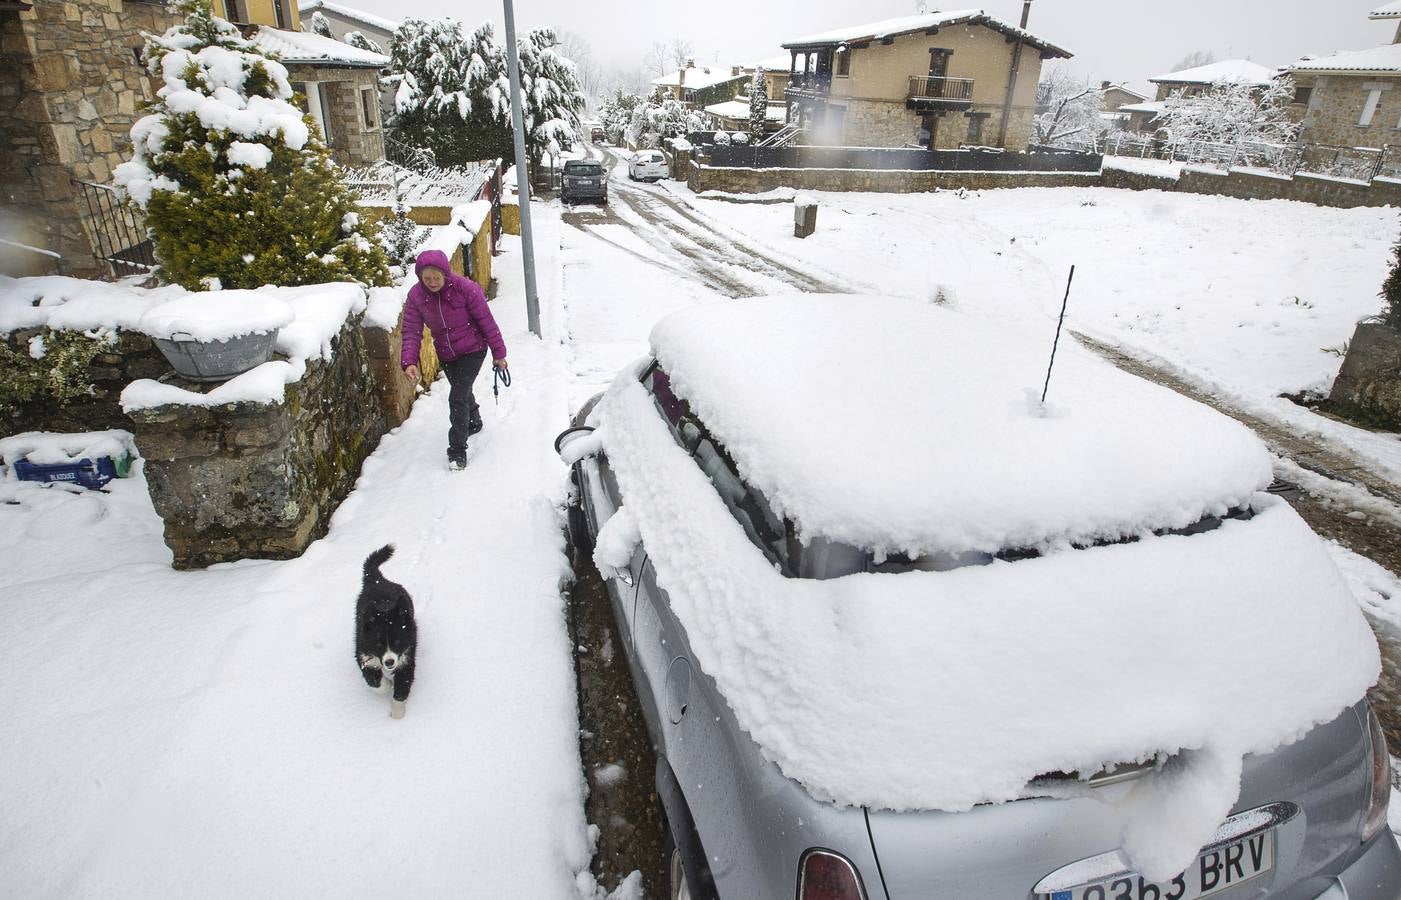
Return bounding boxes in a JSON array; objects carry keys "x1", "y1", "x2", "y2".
[{"x1": 414, "y1": 249, "x2": 453, "y2": 281}]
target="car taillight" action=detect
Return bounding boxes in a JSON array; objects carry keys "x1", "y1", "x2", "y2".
[
  {"x1": 1363, "y1": 704, "x2": 1392, "y2": 841},
  {"x1": 798, "y1": 849, "x2": 866, "y2": 900}
]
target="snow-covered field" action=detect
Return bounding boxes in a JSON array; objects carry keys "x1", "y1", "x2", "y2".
[{"x1": 664, "y1": 182, "x2": 1401, "y2": 483}]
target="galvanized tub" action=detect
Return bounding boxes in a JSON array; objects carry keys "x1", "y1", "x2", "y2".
[{"x1": 151, "y1": 329, "x2": 279, "y2": 382}]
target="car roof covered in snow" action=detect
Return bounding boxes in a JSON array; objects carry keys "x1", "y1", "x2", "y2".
[{"x1": 647, "y1": 295, "x2": 1273, "y2": 557}]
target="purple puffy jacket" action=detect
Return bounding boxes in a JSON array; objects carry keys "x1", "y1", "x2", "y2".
[{"x1": 400, "y1": 249, "x2": 507, "y2": 369}]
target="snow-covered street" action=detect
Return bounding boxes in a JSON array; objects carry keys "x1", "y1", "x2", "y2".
[{"x1": 5, "y1": 161, "x2": 1401, "y2": 896}]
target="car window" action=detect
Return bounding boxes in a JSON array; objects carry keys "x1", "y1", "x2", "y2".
[
  {"x1": 565, "y1": 162, "x2": 603, "y2": 175},
  {"x1": 642, "y1": 361, "x2": 791, "y2": 572}
]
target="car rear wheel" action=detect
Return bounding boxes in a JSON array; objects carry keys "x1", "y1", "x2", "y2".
[{"x1": 665, "y1": 828, "x2": 693, "y2": 900}]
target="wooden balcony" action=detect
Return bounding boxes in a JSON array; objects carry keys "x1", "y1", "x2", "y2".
[
  {"x1": 785, "y1": 72, "x2": 832, "y2": 100},
  {"x1": 906, "y1": 76, "x2": 975, "y2": 110}
]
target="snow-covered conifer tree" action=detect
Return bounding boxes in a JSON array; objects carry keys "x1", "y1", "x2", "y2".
[
  {"x1": 344, "y1": 30, "x2": 383, "y2": 54},
  {"x1": 114, "y1": 0, "x2": 389, "y2": 290},
  {"x1": 386, "y1": 18, "x2": 512, "y2": 166},
  {"x1": 307, "y1": 11, "x2": 333, "y2": 38},
  {"x1": 1383, "y1": 233, "x2": 1401, "y2": 329},
  {"x1": 515, "y1": 27, "x2": 587, "y2": 164},
  {"x1": 748, "y1": 71, "x2": 769, "y2": 144}
]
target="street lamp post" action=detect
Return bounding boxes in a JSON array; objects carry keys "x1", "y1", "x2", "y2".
[{"x1": 502, "y1": 0, "x2": 541, "y2": 337}]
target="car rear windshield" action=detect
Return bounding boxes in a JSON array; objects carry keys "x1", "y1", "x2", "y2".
[{"x1": 565, "y1": 162, "x2": 603, "y2": 175}]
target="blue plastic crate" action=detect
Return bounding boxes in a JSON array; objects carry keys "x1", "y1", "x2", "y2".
[{"x1": 13, "y1": 455, "x2": 126, "y2": 489}]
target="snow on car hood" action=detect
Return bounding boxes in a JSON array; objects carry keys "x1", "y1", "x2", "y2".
[
  {"x1": 649, "y1": 295, "x2": 1275, "y2": 557},
  {"x1": 594, "y1": 336, "x2": 1379, "y2": 881}
]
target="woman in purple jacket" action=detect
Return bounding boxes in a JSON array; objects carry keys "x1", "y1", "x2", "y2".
[{"x1": 401, "y1": 249, "x2": 508, "y2": 469}]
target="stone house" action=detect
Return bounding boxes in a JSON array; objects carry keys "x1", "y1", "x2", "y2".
[
  {"x1": 1097, "y1": 81, "x2": 1147, "y2": 130},
  {"x1": 779, "y1": 8, "x2": 1071, "y2": 151},
  {"x1": 245, "y1": 25, "x2": 389, "y2": 166},
  {"x1": 296, "y1": 0, "x2": 396, "y2": 122},
  {"x1": 742, "y1": 55, "x2": 793, "y2": 103},
  {"x1": 1118, "y1": 60, "x2": 1275, "y2": 134},
  {"x1": 1284, "y1": 4, "x2": 1401, "y2": 150},
  {"x1": 1, "y1": 0, "x2": 180, "y2": 277},
  {"x1": 0, "y1": 0, "x2": 387, "y2": 279},
  {"x1": 651, "y1": 61, "x2": 749, "y2": 108}
]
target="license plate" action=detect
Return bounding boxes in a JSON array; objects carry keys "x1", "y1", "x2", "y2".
[{"x1": 1046, "y1": 830, "x2": 1273, "y2": 900}]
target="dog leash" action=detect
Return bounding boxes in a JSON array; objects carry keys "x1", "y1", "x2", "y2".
[{"x1": 493, "y1": 365, "x2": 512, "y2": 404}]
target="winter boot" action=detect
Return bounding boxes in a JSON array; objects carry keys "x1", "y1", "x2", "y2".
[
  {"x1": 468, "y1": 408, "x2": 483, "y2": 436},
  {"x1": 447, "y1": 448, "x2": 467, "y2": 471}
]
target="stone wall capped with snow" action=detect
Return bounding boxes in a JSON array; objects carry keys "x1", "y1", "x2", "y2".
[{"x1": 129, "y1": 318, "x2": 388, "y2": 569}]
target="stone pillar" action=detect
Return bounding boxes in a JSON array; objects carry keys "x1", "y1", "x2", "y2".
[{"x1": 128, "y1": 318, "x2": 391, "y2": 568}]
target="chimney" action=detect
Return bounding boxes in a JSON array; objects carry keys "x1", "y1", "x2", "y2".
[
  {"x1": 685, "y1": 57, "x2": 695, "y2": 69},
  {"x1": 1020, "y1": 0, "x2": 1031, "y2": 28},
  {"x1": 1101, "y1": 80, "x2": 1110, "y2": 89},
  {"x1": 679, "y1": 66, "x2": 686, "y2": 87},
  {"x1": 732, "y1": 65, "x2": 741, "y2": 76}
]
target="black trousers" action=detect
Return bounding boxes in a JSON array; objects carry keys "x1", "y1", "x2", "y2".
[{"x1": 441, "y1": 350, "x2": 486, "y2": 455}]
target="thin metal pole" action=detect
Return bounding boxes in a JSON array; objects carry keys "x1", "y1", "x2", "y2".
[
  {"x1": 502, "y1": 0, "x2": 541, "y2": 337},
  {"x1": 1040, "y1": 265, "x2": 1076, "y2": 404}
]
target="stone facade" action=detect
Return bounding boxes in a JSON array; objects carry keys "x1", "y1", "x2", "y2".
[
  {"x1": 286, "y1": 64, "x2": 384, "y2": 167},
  {"x1": 834, "y1": 99, "x2": 1031, "y2": 151},
  {"x1": 1292, "y1": 73, "x2": 1401, "y2": 149},
  {"x1": 0, "y1": 0, "x2": 178, "y2": 276}
]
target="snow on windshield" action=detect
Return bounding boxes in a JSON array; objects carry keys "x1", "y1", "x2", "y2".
[
  {"x1": 650, "y1": 295, "x2": 1274, "y2": 557},
  {"x1": 595, "y1": 300, "x2": 1380, "y2": 881}
]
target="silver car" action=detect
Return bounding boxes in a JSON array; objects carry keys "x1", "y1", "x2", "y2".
[{"x1": 558, "y1": 333, "x2": 1401, "y2": 900}]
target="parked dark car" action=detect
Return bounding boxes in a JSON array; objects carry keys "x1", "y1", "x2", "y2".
[
  {"x1": 561, "y1": 159, "x2": 607, "y2": 205},
  {"x1": 591, "y1": 126, "x2": 606, "y2": 143}
]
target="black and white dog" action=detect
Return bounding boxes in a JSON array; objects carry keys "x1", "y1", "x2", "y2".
[{"x1": 356, "y1": 545, "x2": 417, "y2": 719}]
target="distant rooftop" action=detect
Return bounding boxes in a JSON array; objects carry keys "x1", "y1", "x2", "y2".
[
  {"x1": 1290, "y1": 43, "x2": 1401, "y2": 74},
  {"x1": 1371, "y1": 1, "x2": 1401, "y2": 20},
  {"x1": 297, "y1": 0, "x2": 399, "y2": 34},
  {"x1": 747, "y1": 54, "x2": 795, "y2": 72},
  {"x1": 703, "y1": 99, "x2": 787, "y2": 122},
  {"x1": 251, "y1": 26, "x2": 389, "y2": 67},
  {"x1": 651, "y1": 64, "x2": 748, "y2": 90},
  {"x1": 782, "y1": 9, "x2": 1071, "y2": 58},
  {"x1": 1150, "y1": 59, "x2": 1275, "y2": 85}
]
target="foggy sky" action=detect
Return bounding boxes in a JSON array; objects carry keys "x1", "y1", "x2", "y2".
[{"x1": 343, "y1": 0, "x2": 1393, "y2": 93}]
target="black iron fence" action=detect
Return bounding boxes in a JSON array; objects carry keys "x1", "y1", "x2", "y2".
[
  {"x1": 75, "y1": 180, "x2": 155, "y2": 279},
  {"x1": 700, "y1": 144, "x2": 1103, "y2": 173}
]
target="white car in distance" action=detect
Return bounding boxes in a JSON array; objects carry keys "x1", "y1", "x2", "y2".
[{"x1": 628, "y1": 149, "x2": 668, "y2": 182}]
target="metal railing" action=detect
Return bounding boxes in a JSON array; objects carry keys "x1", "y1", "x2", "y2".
[
  {"x1": 907, "y1": 76, "x2": 975, "y2": 103},
  {"x1": 342, "y1": 158, "x2": 496, "y2": 205},
  {"x1": 75, "y1": 180, "x2": 155, "y2": 279},
  {"x1": 756, "y1": 122, "x2": 806, "y2": 149},
  {"x1": 786, "y1": 72, "x2": 831, "y2": 96}
]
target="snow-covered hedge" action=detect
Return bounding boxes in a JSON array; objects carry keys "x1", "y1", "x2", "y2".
[{"x1": 114, "y1": 0, "x2": 389, "y2": 291}]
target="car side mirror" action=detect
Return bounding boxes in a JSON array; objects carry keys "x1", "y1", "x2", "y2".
[{"x1": 555, "y1": 425, "x2": 600, "y2": 465}]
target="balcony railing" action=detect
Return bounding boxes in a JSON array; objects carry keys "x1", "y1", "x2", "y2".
[
  {"x1": 785, "y1": 72, "x2": 832, "y2": 97},
  {"x1": 907, "y1": 76, "x2": 975, "y2": 106}
]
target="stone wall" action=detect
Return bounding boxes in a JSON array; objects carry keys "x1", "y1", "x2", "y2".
[
  {"x1": 129, "y1": 316, "x2": 389, "y2": 568},
  {"x1": 1, "y1": 330, "x2": 167, "y2": 440},
  {"x1": 1101, "y1": 163, "x2": 1401, "y2": 209},
  {"x1": 0, "y1": 0, "x2": 178, "y2": 275},
  {"x1": 688, "y1": 162, "x2": 1102, "y2": 194}
]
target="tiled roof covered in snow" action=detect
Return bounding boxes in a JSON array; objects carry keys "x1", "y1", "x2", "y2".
[
  {"x1": 782, "y1": 9, "x2": 1071, "y2": 58},
  {"x1": 297, "y1": 0, "x2": 399, "y2": 33},
  {"x1": 1150, "y1": 59, "x2": 1275, "y2": 85},
  {"x1": 1290, "y1": 43, "x2": 1401, "y2": 74},
  {"x1": 251, "y1": 26, "x2": 389, "y2": 67},
  {"x1": 703, "y1": 99, "x2": 787, "y2": 122},
  {"x1": 651, "y1": 65, "x2": 747, "y2": 89},
  {"x1": 1370, "y1": 1, "x2": 1401, "y2": 19}
]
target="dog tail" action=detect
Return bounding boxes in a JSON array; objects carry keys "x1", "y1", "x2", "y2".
[{"x1": 364, "y1": 544, "x2": 395, "y2": 580}]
